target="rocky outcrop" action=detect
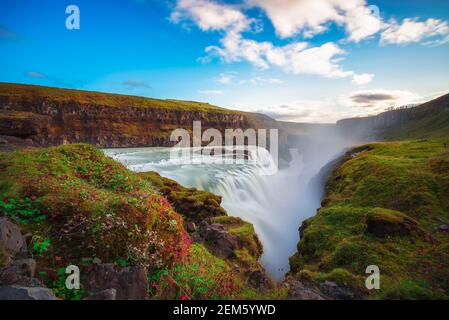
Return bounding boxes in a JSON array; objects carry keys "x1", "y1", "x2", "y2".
[
  {"x1": 198, "y1": 221, "x2": 238, "y2": 259},
  {"x1": 0, "y1": 286, "x2": 57, "y2": 300},
  {"x1": 0, "y1": 218, "x2": 56, "y2": 300},
  {"x1": 0, "y1": 217, "x2": 24, "y2": 264},
  {"x1": 284, "y1": 277, "x2": 327, "y2": 300},
  {"x1": 83, "y1": 263, "x2": 149, "y2": 300},
  {"x1": 138, "y1": 172, "x2": 227, "y2": 224},
  {"x1": 85, "y1": 288, "x2": 117, "y2": 300},
  {"x1": 0, "y1": 83, "x2": 280, "y2": 149}
]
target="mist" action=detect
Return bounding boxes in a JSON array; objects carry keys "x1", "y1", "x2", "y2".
[{"x1": 104, "y1": 124, "x2": 364, "y2": 281}]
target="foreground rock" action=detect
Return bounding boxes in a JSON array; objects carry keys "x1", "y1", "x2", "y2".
[
  {"x1": 84, "y1": 264, "x2": 149, "y2": 300},
  {"x1": 85, "y1": 289, "x2": 117, "y2": 300},
  {"x1": 284, "y1": 277, "x2": 326, "y2": 300},
  {"x1": 0, "y1": 286, "x2": 57, "y2": 300},
  {"x1": 0, "y1": 218, "x2": 55, "y2": 299},
  {"x1": 0, "y1": 217, "x2": 24, "y2": 264},
  {"x1": 198, "y1": 221, "x2": 238, "y2": 259}
]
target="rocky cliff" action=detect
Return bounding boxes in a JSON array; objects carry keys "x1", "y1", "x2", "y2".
[
  {"x1": 337, "y1": 92, "x2": 449, "y2": 140},
  {"x1": 0, "y1": 83, "x2": 279, "y2": 148}
]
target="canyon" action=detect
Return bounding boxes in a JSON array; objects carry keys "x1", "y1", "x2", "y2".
[{"x1": 1, "y1": 83, "x2": 448, "y2": 300}]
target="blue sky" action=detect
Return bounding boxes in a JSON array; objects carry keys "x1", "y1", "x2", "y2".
[{"x1": 1, "y1": 0, "x2": 449, "y2": 122}]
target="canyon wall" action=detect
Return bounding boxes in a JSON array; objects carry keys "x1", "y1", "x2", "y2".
[
  {"x1": 0, "y1": 83, "x2": 279, "y2": 148},
  {"x1": 337, "y1": 92, "x2": 449, "y2": 140}
]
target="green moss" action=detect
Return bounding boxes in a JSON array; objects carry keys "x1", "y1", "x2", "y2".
[
  {"x1": 212, "y1": 215, "x2": 263, "y2": 260},
  {"x1": 150, "y1": 243, "x2": 233, "y2": 300},
  {"x1": 290, "y1": 140, "x2": 449, "y2": 299},
  {"x1": 139, "y1": 172, "x2": 227, "y2": 223},
  {"x1": 0, "y1": 144, "x2": 190, "y2": 297},
  {"x1": 0, "y1": 82, "x2": 240, "y2": 115},
  {"x1": 149, "y1": 243, "x2": 281, "y2": 300},
  {"x1": 378, "y1": 279, "x2": 446, "y2": 300}
]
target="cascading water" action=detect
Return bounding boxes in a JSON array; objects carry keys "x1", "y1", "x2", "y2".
[{"x1": 104, "y1": 138, "x2": 352, "y2": 280}]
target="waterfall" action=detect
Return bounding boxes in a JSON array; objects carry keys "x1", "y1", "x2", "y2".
[{"x1": 104, "y1": 141, "x2": 349, "y2": 280}]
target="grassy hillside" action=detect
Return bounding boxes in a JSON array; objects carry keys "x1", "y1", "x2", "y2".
[
  {"x1": 382, "y1": 93, "x2": 449, "y2": 140},
  {"x1": 290, "y1": 140, "x2": 449, "y2": 299},
  {"x1": 0, "y1": 82, "x2": 238, "y2": 114},
  {"x1": 385, "y1": 108, "x2": 449, "y2": 140},
  {"x1": 0, "y1": 144, "x2": 283, "y2": 300}
]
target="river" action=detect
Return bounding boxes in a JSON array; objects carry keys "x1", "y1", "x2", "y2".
[{"x1": 104, "y1": 138, "x2": 352, "y2": 280}]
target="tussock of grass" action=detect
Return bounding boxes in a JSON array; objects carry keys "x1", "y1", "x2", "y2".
[{"x1": 139, "y1": 172, "x2": 227, "y2": 223}]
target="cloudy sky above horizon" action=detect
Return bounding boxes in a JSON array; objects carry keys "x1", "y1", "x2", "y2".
[{"x1": 1, "y1": 0, "x2": 449, "y2": 123}]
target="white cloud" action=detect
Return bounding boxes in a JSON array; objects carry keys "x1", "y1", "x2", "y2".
[
  {"x1": 249, "y1": 77, "x2": 283, "y2": 84},
  {"x1": 348, "y1": 89, "x2": 422, "y2": 111},
  {"x1": 381, "y1": 18, "x2": 449, "y2": 45},
  {"x1": 351, "y1": 73, "x2": 374, "y2": 86},
  {"x1": 198, "y1": 89, "x2": 225, "y2": 95},
  {"x1": 170, "y1": 0, "x2": 251, "y2": 32},
  {"x1": 254, "y1": 89, "x2": 422, "y2": 123},
  {"x1": 215, "y1": 72, "x2": 283, "y2": 86},
  {"x1": 215, "y1": 72, "x2": 237, "y2": 84},
  {"x1": 247, "y1": 0, "x2": 382, "y2": 42},
  {"x1": 27, "y1": 71, "x2": 47, "y2": 78},
  {"x1": 171, "y1": 0, "x2": 373, "y2": 83},
  {"x1": 207, "y1": 32, "x2": 366, "y2": 82}
]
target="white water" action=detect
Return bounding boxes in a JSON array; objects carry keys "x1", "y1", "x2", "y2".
[{"x1": 104, "y1": 137, "x2": 353, "y2": 280}]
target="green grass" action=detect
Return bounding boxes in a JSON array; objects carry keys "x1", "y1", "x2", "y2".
[
  {"x1": 384, "y1": 94, "x2": 449, "y2": 140},
  {"x1": 0, "y1": 143, "x2": 281, "y2": 300},
  {"x1": 150, "y1": 243, "x2": 237, "y2": 300},
  {"x1": 139, "y1": 172, "x2": 227, "y2": 223},
  {"x1": 0, "y1": 144, "x2": 190, "y2": 298},
  {"x1": 385, "y1": 110, "x2": 449, "y2": 140},
  {"x1": 290, "y1": 139, "x2": 449, "y2": 299},
  {"x1": 212, "y1": 215, "x2": 263, "y2": 263}
]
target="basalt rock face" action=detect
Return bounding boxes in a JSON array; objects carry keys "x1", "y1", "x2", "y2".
[
  {"x1": 0, "y1": 83, "x2": 279, "y2": 149},
  {"x1": 336, "y1": 92, "x2": 449, "y2": 140},
  {"x1": 337, "y1": 108, "x2": 415, "y2": 139}
]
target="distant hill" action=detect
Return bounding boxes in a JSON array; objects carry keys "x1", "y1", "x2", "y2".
[
  {"x1": 337, "y1": 93, "x2": 449, "y2": 140},
  {"x1": 384, "y1": 93, "x2": 449, "y2": 139}
]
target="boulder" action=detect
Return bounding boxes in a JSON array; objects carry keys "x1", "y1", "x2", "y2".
[
  {"x1": 84, "y1": 263, "x2": 148, "y2": 300},
  {"x1": 85, "y1": 288, "x2": 117, "y2": 300},
  {"x1": 0, "y1": 258, "x2": 38, "y2": 286},
  {"x1": 366, "y1": 210, "x2": 418, "y2": 238},
  {"x1": 366, "y1": 210, "x2": 439, "y2": 243},
  {"x1": 199, "y1": 222, "x2": 238, "y2": 258},
  {"x1": 285, "y1": 277, "x2": 327, "y2": 300},
  {"x1": 290, "y1": 286, "x2": 326, "y2": 300},
  {"x1": 15, "y1": 233, "x2": 32, "y2": 259},
  {"x1": 247, "y1": 270, "x2": 274, "y2": 291},
  {"x1": 437, "y1": 224, "x2": 449, "y2": 233},
  {"x1": 319, "y1": 280, "x2": 353, "y2": 300},
  {"x1": 0, "y1": 286, "x2": 57, "y2": 300},
  {"x1": 0, "y1": 218, "x2": 24, "y2": 262}
]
